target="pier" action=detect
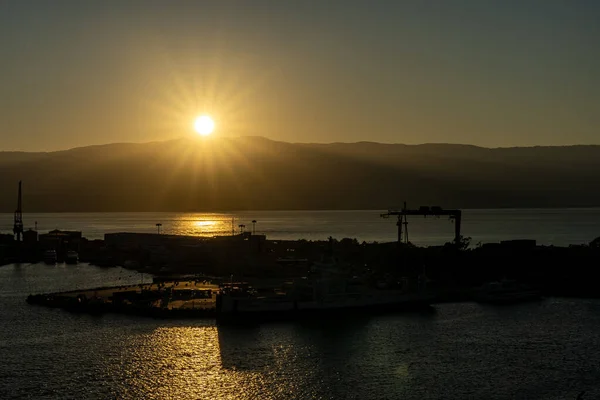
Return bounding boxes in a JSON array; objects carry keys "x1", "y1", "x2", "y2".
[{"x1": 27, "y1": 280, "x2": 220, "y2": 318}]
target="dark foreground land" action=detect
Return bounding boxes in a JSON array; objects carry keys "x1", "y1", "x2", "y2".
[
  {"x1": 13, "y1": 230, "x2": 600, "y2": 319},
  {"x1": 5, "y1": 232, "x2": 600, "y2": 295}
]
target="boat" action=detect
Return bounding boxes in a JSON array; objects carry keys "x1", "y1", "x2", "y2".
[
  {"x1": 475, "y1": 279, "x2": 542, "y2": 305},
  {"x1": 43, "y1": 250, "x2": 57, "y2": 265},
  {"x1": 216, "y1": 257, "x2": 435, "y2": 323},
  {"x1": 65, "y1": 250, "x2": 79, "y2": 264}
]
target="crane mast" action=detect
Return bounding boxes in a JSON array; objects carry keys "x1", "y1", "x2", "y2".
[{"x1": 13, "y1": 181, "x2": 23, "y2": 241}]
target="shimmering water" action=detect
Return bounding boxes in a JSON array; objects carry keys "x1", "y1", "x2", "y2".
[
  {"x1": 1, "y1": 208, "x2": 600, "y2": 246},
  {"x1": 2, "y1": 210, "x2": 600, "y2": 398},
  {"x1": 2, "y1": 264, "x2": 600, "y2": 399}
]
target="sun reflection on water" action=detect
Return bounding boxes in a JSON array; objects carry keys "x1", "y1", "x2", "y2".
[
  {"x1": 195, "y1": 220, "x2": 216, "y2": 228},
  {"x1": 111, "y1": 326, "x2": 274, "y2": 399},
  {"x1": 104, "y1": 324, "x2": 337, "y2": 400},
  {"x1": 171, "y1": 214, "x2": 234, "y2": 237}
]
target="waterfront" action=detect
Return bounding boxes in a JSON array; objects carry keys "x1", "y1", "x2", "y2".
[
  {"x1": 2, "y1": 208, "x2": 600, "y2": 246},
  {"x1": 2, "y1": 209, "x2": 600, "y2": 399},
  {"x1": 2, "y1": 263, "x2": 600, "y2": 399}
]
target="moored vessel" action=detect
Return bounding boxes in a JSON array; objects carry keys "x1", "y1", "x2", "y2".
[{"x1": 216, "y1": 257, "x2": 435, "y2": 323}]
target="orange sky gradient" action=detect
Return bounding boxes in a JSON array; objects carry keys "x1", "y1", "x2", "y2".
[{"x1": 1, "y1": 1, "x2": 599, "y2": 151}]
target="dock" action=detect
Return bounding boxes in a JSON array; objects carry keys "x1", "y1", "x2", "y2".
[
  {"x1": 10, "y1": 201, "x2": 600, "y2": 318},
  {"x1": 27, "y1": 280, "x2": 220, "y2": 319}
]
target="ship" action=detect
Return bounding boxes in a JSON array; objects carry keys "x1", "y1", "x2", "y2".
[
  {"x1": 215, "y1": 257, "x2": 435, "y2": 323},
  {"x1": 475, "y1": 279, "x2": 542, "y2": 305}
]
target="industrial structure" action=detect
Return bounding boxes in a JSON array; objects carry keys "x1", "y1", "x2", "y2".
[
  {"x1": 381, "y1": 203, "x2": 462, "y2": 245},
  {"x1": 13, "y1": 181, "x2": 23, "y2": 242}
]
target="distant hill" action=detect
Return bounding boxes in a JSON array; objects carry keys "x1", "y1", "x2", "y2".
[{"x1": 1, "y1": 136, "x2": 600, "y2": 212}]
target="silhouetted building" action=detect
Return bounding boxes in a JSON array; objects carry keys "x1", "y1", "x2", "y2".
[
  {"x1": 105, "y1": 232, "x2": 204, "y2": 250},
  {"x1": 23, "y1": 229, "x2": 38, "y2": 246},
  {"x1": 0, "y1": 234, "x2": 13, "y2": 244},
  {"x1": 39, "y1": 230, "x2": 82, "y2": 252}
]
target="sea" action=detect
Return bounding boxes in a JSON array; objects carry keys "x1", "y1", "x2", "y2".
[
  {"x1": 1, "y1": 208, "x2": 600, "y2": 246},
  {"x1": 2, "y1": 209, "x2": 600, "y2": 399}
]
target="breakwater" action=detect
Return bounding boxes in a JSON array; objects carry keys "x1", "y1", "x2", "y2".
[{"x1": 26, "y1": 281, "x2": 219, "y2": 319}]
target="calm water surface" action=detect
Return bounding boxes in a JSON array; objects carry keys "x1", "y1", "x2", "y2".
[
  {"x1": 2, "y1": 210, "x2": 600, "y2": 399},
  {"x1": 1, "y1": 208, "x2": 600, "y2": 246},
  {"x1": 1, "y1": 264, "x2": 600, "y2": 399}
]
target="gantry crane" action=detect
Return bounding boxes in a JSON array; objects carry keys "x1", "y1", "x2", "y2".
[
  {"x1": 13, "y1": 181, "x2": 23, "y2": 241},
  {"x1": 381, "y1": 202, "x2": 462, "y2": 245}
]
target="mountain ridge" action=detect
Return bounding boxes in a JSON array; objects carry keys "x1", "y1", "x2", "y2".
[
  {"x1": 4, "y1": 135, "x2": 600, "y2": 155},
  {"x1": 1, "y1": 136, "x2": 600, "y2": 212}
]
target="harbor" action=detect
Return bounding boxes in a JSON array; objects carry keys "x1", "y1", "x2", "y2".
[
  {"x1": 25, "y1": 256, "x2": 438, "y2": 323},
  {"x1": 5, "y1": 199, "x2": 599, "y2": 395},
  {"x1": 4, "y1": 3, "x2": 600, "y2": 397},
  {"x1": 21, "y1": 227, "x2": 597, "y2": 322},
  {"x1": 2, "y1": 181, "x2": 600, "y2": 321},
  {"x1": 6, "y1": 218, "x2": 600, "y2": 322}
]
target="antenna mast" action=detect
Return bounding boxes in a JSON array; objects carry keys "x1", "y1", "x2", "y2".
[{"x1": 13, "y1": 181, "x2": 23, "y2": 241}]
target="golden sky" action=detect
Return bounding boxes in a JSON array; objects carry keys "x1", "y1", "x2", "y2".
[{"x1": 1, "y1": 1, "x2": 599, "y2": 151}]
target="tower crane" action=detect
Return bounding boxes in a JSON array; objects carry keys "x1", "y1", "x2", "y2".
[{"x1": 13, "y1": 181, "x2": 23, "y2": 241}]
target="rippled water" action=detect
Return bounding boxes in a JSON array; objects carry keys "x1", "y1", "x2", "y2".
[
  {"x1": 2, "y1": 208, "x2": 600, "y2": 246},
  {"x1": 2, "y1": 264, "x2": 600, "y2": 399}
]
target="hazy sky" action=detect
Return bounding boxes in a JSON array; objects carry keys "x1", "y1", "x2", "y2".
[{"x1": 1, "y1": 0, "x2": 599, "y2": 151}]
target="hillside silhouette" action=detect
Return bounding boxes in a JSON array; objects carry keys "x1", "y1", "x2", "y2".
[{"x1": 1, "y1": 136, "x2": 600, "y2": 212}]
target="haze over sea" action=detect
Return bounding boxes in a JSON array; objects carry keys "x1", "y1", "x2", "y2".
[{"x1": 2, "y1": 209, "x2": 600, "y2": 247}]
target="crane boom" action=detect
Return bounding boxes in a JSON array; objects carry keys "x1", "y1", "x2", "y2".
[{"x1": 381, "y1": 203, "x2": 462, "y2": 245}]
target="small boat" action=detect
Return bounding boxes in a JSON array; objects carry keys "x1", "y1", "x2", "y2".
[
  {"x1": 65, "y1": 250, "x2": 79, "y2": 264},
  {"x1": 43, "y1": 250, "x2": 57, "y2": 265},
  {"x1": 475, "y1": 279, "x2": 541, "y2": 305}
]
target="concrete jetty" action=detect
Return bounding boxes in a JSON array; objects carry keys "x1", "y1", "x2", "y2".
[{"x1": 27, "y1": 280, "x2": 220, "y2": 318}]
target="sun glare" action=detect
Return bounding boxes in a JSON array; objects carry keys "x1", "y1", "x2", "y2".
[
  {"x1": 194, "y1": 115, "x2": 215, "y2": 136},
  {"x1": 195, "y1": 220, "x2": 215, "y2": 228}
]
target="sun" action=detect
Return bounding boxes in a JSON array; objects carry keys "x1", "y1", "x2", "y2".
[{"x1": 194, "y1": 115, "x2": 215, "y2": 136}]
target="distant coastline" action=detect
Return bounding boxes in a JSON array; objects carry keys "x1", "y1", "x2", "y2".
[
  {"x1": 2, "y1": 137, "x2": 600, "y2": 212},
  {"x1": 1, "y1": 209, "x2": 599, "y2": 247},
  {"x1": 2, "y1": 206, "x2": 600, "y2": 214}
]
